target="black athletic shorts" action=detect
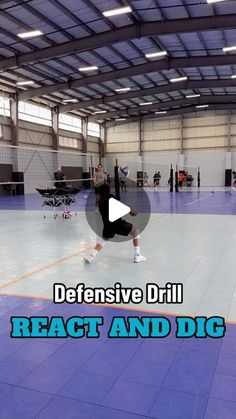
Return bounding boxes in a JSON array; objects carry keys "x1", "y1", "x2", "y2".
[
  {"x1": 95, "y1": 186, "x2": 101, "y2": 195},
  {"x1": 103, "y1": 220, "x2": 132, "y2": 239}
]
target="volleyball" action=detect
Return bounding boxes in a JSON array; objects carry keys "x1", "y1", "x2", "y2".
[
  {"x1": 63, "y1": 211, "x2": 72, "y2": 219},
  {"x1": 119, "y1": 166, "x2": 130, "y2": 178}
]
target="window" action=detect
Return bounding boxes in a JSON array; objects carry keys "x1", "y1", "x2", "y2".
[
  {"x1": 88, "y1": 122, "x2": 100, "y2": 137},
  {"x1": 59, "y1": 114, "x2": 81, "y2": 133},
  {"x1": 59, "y1": 136, "x2": 78, "y2": 149},
  {"x1": 0, "y1": 96, "x2": 10, "y2": 117},
  {"x1": 19, "y1": 102, "x2": 52, "y2": 126}
]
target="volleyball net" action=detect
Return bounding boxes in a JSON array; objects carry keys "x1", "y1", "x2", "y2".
[
  {"x1": 0, "y1": 144, "x2": 201, "y2": 199},
  {"x1": 0, "y1": 143, "x2": 99, "y2": 195},
  {"x1": 104, "y1": 156, "x2": 171, "y2": 190}
]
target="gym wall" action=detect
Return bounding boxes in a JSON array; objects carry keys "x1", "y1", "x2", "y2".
[
  {"x1": 0, "y1": 116, "x2": 100, "y2": 193},
  {"x1": 106, "y1": 110, "x2": 236, "y2": 187}
]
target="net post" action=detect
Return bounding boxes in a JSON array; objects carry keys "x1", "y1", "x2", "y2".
[
  {"x1": 90, "y1": 156, "x2": 94, "y2": 177},
  {"x1": 175, "y1": 165, "x2": 179, "y2": 192},
  {"x1": 198, "y1": 167, "x2": 201, "y2": 188},
  {"x1": 170, "y1": 164, "x2": 174, "y2": 193},
  {"x1": 114, "y1": 159, "x2": 120, "y2": 200}
]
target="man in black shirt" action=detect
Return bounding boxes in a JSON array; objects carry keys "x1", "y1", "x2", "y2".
[
  {"x1": 84, "y1": 184, "x2": 146, "y2": 264},
  {"x1": 55, "y1": 169, "x2": 66, "y2": 188}
]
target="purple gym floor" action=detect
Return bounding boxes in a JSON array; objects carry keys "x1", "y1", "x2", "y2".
[
  {"x1": 0, "y1": 190, "x2": 236, "y2": 215},
  {"x1": 0, "y1": 294, "x2": 235, "y2": 419},
  {"x1": 1, "y1": 192, "x2": 236, "y2": 418}
]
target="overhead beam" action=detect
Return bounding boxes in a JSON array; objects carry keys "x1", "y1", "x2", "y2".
[
  {"x1": 10, "y1": 93, "x2": 19, "y2": 146},
  {"x1": 227, "y1": 111, "x2": 231, "y2": 151},
  {"x1": 81, "y1": 117, "x2": 88, "y2": 154},
  {"x1": 89, "y1": 95, "x2": 236, "y2": 122},
  {"x1": 106, "y1": 104, "x2": 236, "y2": 127},
  {"x1": 19, "y1": 54, "x2": 236, "y2": 100},
  {"x1": 100, "y1": 123, "x2": 106, "y2": 158},
  {"x1": 2, "y1": 14, "x2": 236, "y2": 74},
  {"x1": 0, "y1": 83, "x2": 16, "y2": 94},
  {"x1": 52, "y1": 106, "x2": 59, "y2": 150},
  {"x1": 59, "y1": 79, "x2": 236, "y2": 113}
]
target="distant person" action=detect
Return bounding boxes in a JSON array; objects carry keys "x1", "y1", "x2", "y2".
[
  {"x1": 62, "y1": 175, "x2": 71, "y2": 189},
  {"x1": 185, "y1": 173, "x2": 194, "y2": 188},
  {"x1": 55, "y1": 169, "x2": 66, "y2": 188},
  {"x1": 178, "y1": 171, "x2": 186, "y2": 188},
  {"x1": 106, "y1": 173, "x2": 112, "y2": 185},
  {"x1": 120, "y1": 174, "x2": 127, "y2": 192},
  {"x1": 93, "y1": 164, "x2": 107, "y2": 207},
  {"x1": 232, "y1": 171, "x2": 236, "y2": 188},
  {"x1": 157, "y1": 171, "x2": 161, "y2": 185},
  {"x1": 153, "y1": 171, "x2": 161, "y2": 187},
  {"x1": 143, "y1": 172, "x2": 149, "y2": 187},
  {"x1": 231, "y1": 171, "x2": 236, "y2": 193}
]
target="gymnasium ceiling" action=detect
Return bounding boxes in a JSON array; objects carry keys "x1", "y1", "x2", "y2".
[{"x1": 1, "y1": 0, "x2": 236, "y2": 125}]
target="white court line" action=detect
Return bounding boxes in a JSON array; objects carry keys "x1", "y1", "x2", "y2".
[{"x1": 186, "y1": 193, "x2": 213, "y2": 207}]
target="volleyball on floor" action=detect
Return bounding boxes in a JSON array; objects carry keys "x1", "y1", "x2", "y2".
[{"x1": 119, "y1": 166, "x2": 130, "y2": 178}]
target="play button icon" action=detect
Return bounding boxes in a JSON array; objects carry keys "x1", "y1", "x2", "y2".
[
  {"x1": 109, "y1": 198, "x2": 130, "y2": 222},
  {"x1": 85, "y1": 177, "x2": 151, "y2": 243}
]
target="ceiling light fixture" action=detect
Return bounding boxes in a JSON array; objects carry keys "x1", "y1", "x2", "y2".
[
  {"x1": 207, "y1": 0, "x2": 227, "y2": 3},
  {"x1": 145, "y1": 51, "x2": 168, "y2": 59},
  {"x1": 186, "y1": 94, "x2": 201, "y2": 98},
  {"x1": 223, "y1": 45, "x2": 236, "y2": 52},
  {"x1": 232, "y1": 75, "x2": 236, "y2": 79},
  {"x1": 170, "y1": 76, "x2": 188, "y2": 83},
  {"x1": 196, "y1": 104, "x2": 209, "y2": 108},
  {"x1": 78, "y1": 66, "x2": 98, "y2": 72},
  {"x1": 18, "y1": 30, "x2": 43, "y2": 39},
  {"x1": 63, "y1": 99, "x2": 78, "y2": 103},
  {"x1": 115, "y1": 118, "x2": 127, "y2": 121},
  {"x1": 93, "y1": 110, "x2": 107, "y2": 114},
  {"x1": 140, "y1": 102, "x2": 153, "y2": 106},
  {"x1": 16, "y1": 80, "x2": 34, "y2": 86},
  {"x1": 115, "y1": 88, "x2": 131, "y2": 93},
  {"x1": 103, "y1": 6, "x2": 132, "y2": 17},
  {"x1": 155, "y1": 111, "x2": 167, "y2": 114}
]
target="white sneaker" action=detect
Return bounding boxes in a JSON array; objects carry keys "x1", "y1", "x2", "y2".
[
  {"x1": 84, "y1": 255, "x2": 94, "y2": 264},
  {"x1": 134, "y1": 254, "x2": 146, "y2": 263}
]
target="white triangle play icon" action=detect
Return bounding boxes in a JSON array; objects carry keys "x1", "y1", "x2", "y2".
[{"x1": 109, "y1": 198, "x2": 130, "y2": 223}]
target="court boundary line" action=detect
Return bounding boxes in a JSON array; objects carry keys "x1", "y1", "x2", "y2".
[
  {"x1": 0, "y1": 213, "x2": 165, "y2": 291},
  {"x1": 1, "y1": 291, "x2": 236, "y2": 325},
  {"x1": 0, "y1": 246, "x2": 93, "y2": 291},
  {"x1": 186, "y1": 193, "x2": 213, "y2": 206}
]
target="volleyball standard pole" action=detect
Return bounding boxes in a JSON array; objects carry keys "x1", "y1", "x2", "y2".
[
  {"x1": 170, "y1": 164, "x2": 174, "y2": 193},
  {"x1": 114, "y1": 159, "x2": 120, "y2": 200},
  {"x1": 198, "y1": 167, "x2": 201, "y2": 188},
  {"x1": 175, "y1": 165, "x2": 179, "y2": 192}
]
